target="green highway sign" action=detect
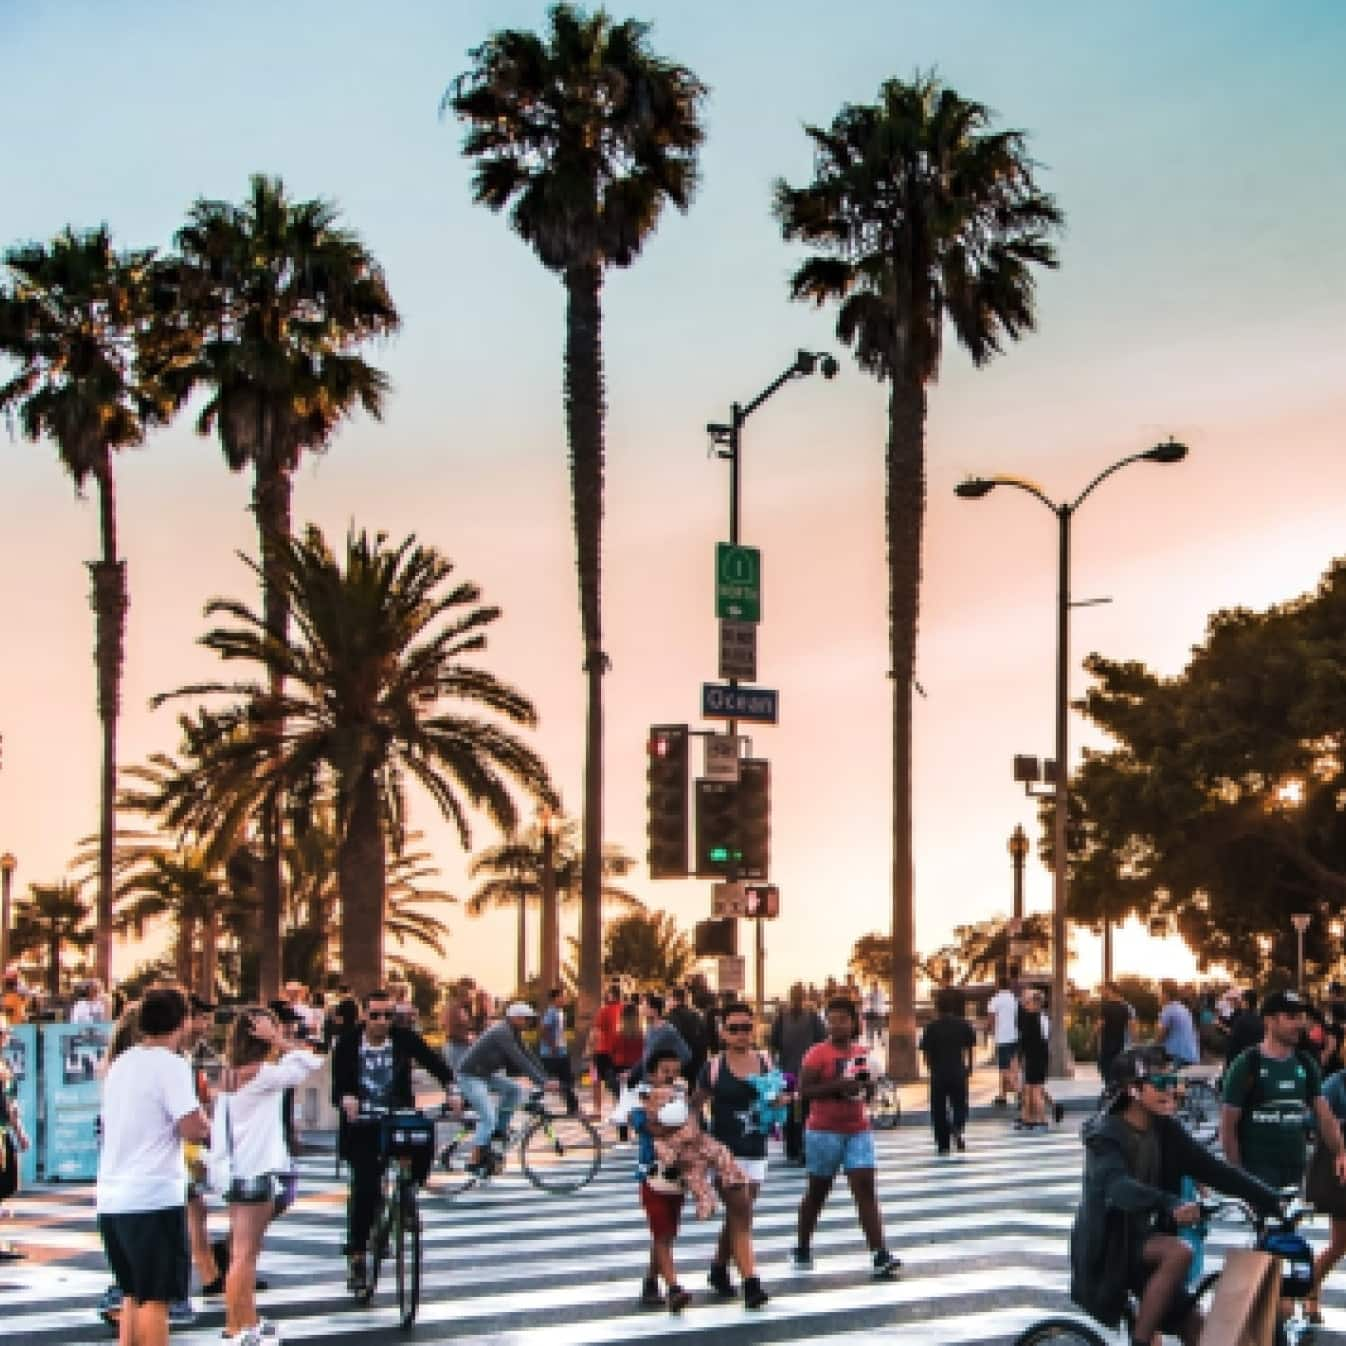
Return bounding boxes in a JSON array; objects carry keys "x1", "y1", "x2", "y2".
[{"x1": 716, "y1": 543, "x2": 761, "y2": 622}]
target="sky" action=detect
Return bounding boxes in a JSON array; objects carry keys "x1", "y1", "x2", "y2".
[{"x1": 2, "y1": 1, "x2": 1345, "y2": 997}]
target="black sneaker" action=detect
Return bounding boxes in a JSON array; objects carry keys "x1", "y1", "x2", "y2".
[
  {"x1": 667, "y1": 1285, "x2": 691, "y2": 1313},
  {"x1": 743, "y1": 1275, "x2": 769, "y2": 1310},
  {"x1": 872, "y1": 1249, "x2": 902, "y2": 1280},
  {"x1": 638, "y1": 1276, "x2": 664, "y2": 1309},
  {"x1": 953, "y1": 1132, "x2": 966, "y2": 1152},
  {"x1": 708, "y1": 1263, "x2": 736, "y2": 1299},
  {"x1": 790, "y1": 1246, "x2": 814, "y2": 1271},
  {"x1": 1053, "y1": 1101, "x2": 1066, "y2": 1125},
  {"x1": 346, "y1": 1255, "x2": 367, "y2": 1292}
]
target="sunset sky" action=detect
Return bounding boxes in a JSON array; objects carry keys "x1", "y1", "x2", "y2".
[{"x1": 3, "y1": 1, "x2": 1345, "y2": 997}]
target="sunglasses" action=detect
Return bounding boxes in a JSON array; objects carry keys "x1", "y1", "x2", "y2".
[
  {"x1": 367, "y1": 1010, "x2": 394, "y2": 1021},
  {"x1": 723, "y1": 1022, "x2": 753, "y2": 1032},
  {"x1": 1144, "y1": 1074, "x2": 1180, "y2": 1092}
]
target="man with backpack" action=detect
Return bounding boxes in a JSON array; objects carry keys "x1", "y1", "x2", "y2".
[{"x1": 665, "y1": 987, "x2": 706, "y2": 1088}]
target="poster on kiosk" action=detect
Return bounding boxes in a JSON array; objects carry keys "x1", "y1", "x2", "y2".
[
  {"x1": 2, "y1": 1023, "x2": 39, "y2": 1188},
  {"x1": 42, "y1": 1022, "x2": 109, "y2": 1181}
]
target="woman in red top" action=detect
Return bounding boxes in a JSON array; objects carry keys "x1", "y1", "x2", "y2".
[
  {"x1": 589, "y1": 982, "x2": 625, "y2": 1117},
  {"x1": 607, "y1": 1002, "x2": 645, "y2": 1142}
]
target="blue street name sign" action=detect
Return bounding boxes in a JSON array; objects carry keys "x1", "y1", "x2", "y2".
[{"x1": 702, "y1": 683, "x2": 779, "y2": 724}]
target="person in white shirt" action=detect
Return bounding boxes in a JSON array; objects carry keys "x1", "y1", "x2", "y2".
[
  {"x1": 95, "y1": 985, "x2": 210, "y2": 1346},
  {"x1": 71, "y1": 978, "x2": 111, "y2": 1023},
  {"x1": 862, "y1": 981, "x2": 888, "y2": 1050},
  {"x1": 985, "y1": 977, "x2": 1021, "y2": 1108},
  {"x1": 210, "y1": 1007, "x2": 321, "y2": 1346}
]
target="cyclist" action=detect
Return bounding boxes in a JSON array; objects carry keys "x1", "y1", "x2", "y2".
[
  {"x1": 456, "y1": 1001, "x2": 551, "y2": 1176},
  {"x1": 1070, "y1": 1046, "x2": 1282, "y2": 1346},
  {"x1": 331, "y1": 987, "x2": 453, "y2": 1291}
]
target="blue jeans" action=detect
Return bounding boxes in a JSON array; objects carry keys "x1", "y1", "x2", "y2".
[{"x1": 458, "y1": 1072, "x2": 523, "y2": 1148}]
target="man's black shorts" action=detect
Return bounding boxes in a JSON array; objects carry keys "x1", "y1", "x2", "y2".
[{"x1": 98, "y1": 1206, "x2": 190, "y2": 1304}]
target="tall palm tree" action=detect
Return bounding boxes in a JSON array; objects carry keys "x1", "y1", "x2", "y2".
[
  {"x1": 467, "y1": 816, "x2": 639, "y2": 993},
  {"x1": 162, "y1": 175, "x2": 400, "y2": 999},
  {"x1": 774, "y1": 74, "x2": 1063, "y2": 1077},
  {"x1": 152, "y1": 524, "x2": 555, "y2": 993},
  {"x1": 448, "y1": 4, "x2": 706, "y2": 1028},
  {"x1": 11, "y1": 881, "x2": 97, "y2": 995},
  {"x1": 0, "y1": 227, "x2": 173, "y2": 987}
]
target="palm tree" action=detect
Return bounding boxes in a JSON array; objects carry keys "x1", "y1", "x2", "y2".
[
  {"x1": 467, "y1": 816, "x2": 640, "y2": 993},
  {"x1": 152, "y1": 524, "x2": 554, "y2": 993},
  {"x1": 774, "y1": 74, "x2": 1063, "y2": 1077},
  {"x1": 448, "y1": 4, "x2": 706, "y2": 1028},
  {"x1": 0, "y1": 227, "x2": 173, "y2": 986},
  {"x1": 162, "y1": 175, "x2": 400, "y2": 999},
  {"x1": 11, "y1": 881, "x2": 96, "y2": 995}
]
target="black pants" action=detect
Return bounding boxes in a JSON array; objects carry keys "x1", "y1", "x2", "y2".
[
  {"x1": 783, "y1": 1096, "x2": 810, "y2": 1161},
  {"x1": 930, "y1": 1074, "x2": 969, "y2": 1151},
  {"x1": 543, "y1": 1055, "x2": 579, "y2": 1113},
  {"x1": 342, "y1": 1125, "x2": 385, "y2": 1257}
]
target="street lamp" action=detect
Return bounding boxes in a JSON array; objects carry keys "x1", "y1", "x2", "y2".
[
  {"x1": 0, "y1": 853, "x2": 14, "y2": 978},
  {"x1": 956, "y1": 438, "x2": 1188, "y2": 1077},
  {"x1": 1291, "y1": 912, "x2": 1311, "y2": 992},
  {"x1": 1006, "y1": 825, "x2": 1029, "y2": 981}
]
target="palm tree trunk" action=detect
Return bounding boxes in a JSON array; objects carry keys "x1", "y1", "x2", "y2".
[
  {"x1": 176, "y1": 914, "x2": 196, "y2": 987},
  {"x1": 564, "y1": 263, "x2": 607, "y2": 1042},
  {"x1": 88, "y1": 454, "x2": 126, "y2": 989},
  {"x1": 516, "y1": 880, "x2": 528, "y2": 995},
  {"x1": 252, "y1": 464, "x2": 291, "y2": 1001},
  {"x1": 338, "y1": 765, "x2": 385, "y2": 996},
  {"x1": 539, "y1": 824, "x2": 559, "y2": 992},
  {"x1": 886, "y1": 373, "x2": 926, "y2": 1081},
  {"x1": 201, "y1": 912, "x2": 218, "y2": 1001}
]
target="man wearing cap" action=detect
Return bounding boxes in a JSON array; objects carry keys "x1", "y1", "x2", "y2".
[
  {"x1": 1072, "y1": 1045, "x2": 1282, "y2": 1345},
  {"x1": 456, "y1": 1002, "x2": 551, "y2": 1176},
  {"x1": 1221, "y1": 988, "x2": 1346, "y2": 1195}
]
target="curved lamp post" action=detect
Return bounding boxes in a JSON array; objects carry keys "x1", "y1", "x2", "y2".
[
  {"x1": 956, "y1": 439, "x2": 1188, "y2": 1076},
  {"x1": 0, "y1": 852, "x2": 14, "y2": 978}
]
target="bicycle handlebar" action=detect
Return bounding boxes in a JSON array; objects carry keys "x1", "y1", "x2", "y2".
[{"x1": 1195, "y1": 1194, "x2": 1309, "y2": 1236}]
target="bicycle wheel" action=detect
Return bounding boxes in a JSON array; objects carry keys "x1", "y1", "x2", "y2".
[
  {"x1": 1012, "y1": 1317, "x2": 1111, "y2": 1345},
  {"x1": 520, "y1": 1112, "x2": 602, "y2": 1193},
  {"x1": 358, "y1": 1200, "x2": 390, "y2": 1306},
  {"x1": 432, "y1": 1115, "x2": 479, "y2": 1194},
  {"x1": 395, "y1": 1180, "x2": 421, "y2": 1328}
]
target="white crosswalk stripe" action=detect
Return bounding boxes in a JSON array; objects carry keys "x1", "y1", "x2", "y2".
[{"x1": 5, "y1": 1120, "x2": 1346, "y2": 1344}]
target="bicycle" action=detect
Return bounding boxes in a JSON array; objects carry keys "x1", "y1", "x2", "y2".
[
  {"x1": 868, "y1": 1074, "x2": 902, "y2": 1129},
  {"x1": 434, "y1": 1087, "x2": 602, "y2": 1194},
  {"x1": 1174, "y1": 1073, "x2": 1222, "y2": 1147},
  {"x1": 1012, "y1": 1195, "x2": 1315, "y2": 1346},
  {"x1": 350, "y1": 1107, "x2": 438, "y2": 1327}
]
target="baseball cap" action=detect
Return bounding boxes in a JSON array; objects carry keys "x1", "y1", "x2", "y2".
[
  {"x1": 1106, "y1": 1045, "x2": 1173, "y2": 1090},
  {"x1": 505, "y1": 1001, "x2": 537, "y2": 1019},
  {"x1": 1262, "y1": 989, "x2": 1310, "y2": 1017}
]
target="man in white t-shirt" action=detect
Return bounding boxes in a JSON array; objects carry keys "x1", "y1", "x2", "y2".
[
  {"x1": 96, "y1": 985, "x2": 209, "y2": 1346},
  {"x1": 985, "y1": 977, "x2": 1021, "y2": 1107}
]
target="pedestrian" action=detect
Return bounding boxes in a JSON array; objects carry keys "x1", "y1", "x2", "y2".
[
  {"x1": 1156, "y1": 981, "x2": 1200, "y2": 1068},
  {"x1": 538, "y1": 987, "x2": 579, "y2": 1114},
  {"x1": 631, "y1": 1048, "x2": 694, "y2": 1313},
  {"x1": 0, "y1": 1015, "x2": 31, "y2": 1210},
  {"x1": 770, "y1": 983, "x2": 825, "y2": 1165},
  {"x1": 919, "y1": 988, "x2": 976, "y2": 1155},
  {"x1": 589, "y1": 982, "x2": 625, "y2": 1119},
  {"x1": 862, "y1": 979, "x2": 887, "y2": 1051},
  {"x1": 666, "y1": 986, "x2": 707, "y2": 1088},
  {"x1": 95, "y1": 986, "x2": 211, "y2": 1346},
  {"x1": 71, "y1": 978, "x2": 111, "y2": 1023},
  {"x1": 0, "y1": 972, "x2": 28, "y2": 1025},
  {"x1": 985, "y1": 975, "x2": 1020, "y2": 1108},
  {"x1": 211, "y1": 1007, "x2": 322, "y2": 1346},
  {"x1": 792, "y1": 996, "x2": 901, "y2": 1281},
  {"x1": 1016, "y1": 988, "x2": 1049, "y2": 1131},
  {"x1": 691, "y1": 1000, "x2": 770, "y2": 1310},
  {"x1": 1096, "y1": 982, "x2": 1133, "y2": 1086},
  {"x1": 440, "y1": 982, "x2": 475, "y2": 1073},
  {"x1": 1222, "y1": 988, "x2": 1263, "y2": 1072},
  {"x1": 182, "y1": 995, "x2": 227, "y2": 1314},
  {"x1": 608, "y1": 1002, "x2": 644, "y2": 1142},
  {"x1": 632, "y1": 995, "x2": 690, "y2": 1085}
]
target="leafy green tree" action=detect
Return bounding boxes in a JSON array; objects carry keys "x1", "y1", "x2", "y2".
[
  {"x1": 774, "y1": 75, "x2": 1063, "y2": 1077},
  {"x1": 919, "y1": 913, "x2": 1053, "y2": 987},
  {"x1": 1067, "y1": 559, "x2": 1346, "y2": 982},
  {"x1": 467, "y1": 815, "x2": 639, "y2": 993},
  {"x1": 161, "y1": 175, "x2": 400, "y2": 999},
  {"x1": 595, "y1": 909, "x2": 694, "y2": 990},
  {"x1": 12, "y1": 881, "x2": 96, "y2": 995},
  {"x1": 0, "y1": 227, "x2": 174, "y2": 985},
  {"x1": 449, "y1": 4, "x2": 706, "y2": 1028},
  {"x1": 848, "y1": 931, "x2": 894, "y2": 984},
  {"x1": 151, "y1": 524, "x2": 553, "y2": 993}
]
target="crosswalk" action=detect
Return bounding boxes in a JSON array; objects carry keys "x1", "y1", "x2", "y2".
[{"x1": 5, "y1": 1119, "x2": 1346, "y2": 1344}]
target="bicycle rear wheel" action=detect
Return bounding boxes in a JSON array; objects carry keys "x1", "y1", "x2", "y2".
[
  {"x1": 1013, "y1": 1317, "x2": 1111, "y2": 1345},
  {"x1": 395, "y1": 1181, "x2": 421, "y2": 1328},
  {"x1": 432, "y1": 1114, "x2": 479, "y2": 1194},
  {"x1": 520, "y1": 1112, "x2": 602, "y2": 1193}
]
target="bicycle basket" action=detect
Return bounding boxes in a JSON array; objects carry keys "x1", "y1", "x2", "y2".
[
  {"x1": 1260, "y1": 1230, "x2": 1314, "y2": 1299},
  {"x1": 380, "y1": 1112, "x2": 435, "y2": 1178}
]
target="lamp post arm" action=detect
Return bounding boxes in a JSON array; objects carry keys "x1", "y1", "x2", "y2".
[
  {"x1": 981, "y1": 475, "x2": 1061, "y2": 516},
  {"x1": 741, "y1": 362, "x2": 805, "y2": 421},
  {"x1": 1070, "y1": 451, "x2": 1151, "y2": 513}
]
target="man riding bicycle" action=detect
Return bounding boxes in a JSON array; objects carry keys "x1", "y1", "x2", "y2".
[
  {"x1": 332, "y1": 987, "x2": 453, "y2": 1290},
  {"x1": 456, "y1": 1001, "x2": 551, "y2": 1176},
  {"x1": 1070, "y1": 1046, "x2": 1282, "y2": 1346}
]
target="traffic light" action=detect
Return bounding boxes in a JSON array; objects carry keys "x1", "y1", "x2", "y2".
[
  {"x1": 646, "y1": 724, "x2": 689, "y2": 878},
  {"x1": 737, "y1": 758, "x2": 770, "y2": 880},
  {"x1": 743, "y1": 883, "x2": 779, "y2": 919},
  {"x1": 694, "y1": 778, "x2": 741, "y2": 878},
  {"x1": 694, "y1": 917, "x2": 738, "y2": 957}
]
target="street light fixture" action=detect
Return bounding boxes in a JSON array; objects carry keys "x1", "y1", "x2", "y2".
[
  {"x1": 1291, "y1": 912, "x2": 1311, "y2": 992},
  {"x1": 956, "y1": 438, "x2": 1188, "y2": 1077},
  {"x1": 0, "y1": 852, "x2": 15, "y2": 979}
]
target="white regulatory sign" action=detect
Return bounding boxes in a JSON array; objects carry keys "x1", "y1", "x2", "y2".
[{"x1": 704, "y1": 733, "x2": 741, "y2": 782}]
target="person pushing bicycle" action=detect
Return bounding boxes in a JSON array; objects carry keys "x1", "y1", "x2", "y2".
[
  {"x1": 1070, "y1": 1045, "x2": 1283, "y2": 1346},
  {"x1": 331, "y1": 987, "x2": 454, "y2": 1291}
]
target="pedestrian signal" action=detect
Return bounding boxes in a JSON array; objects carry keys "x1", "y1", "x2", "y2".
[{"x1": 743, "y1": 883, "x2": 779, "y2": 919}]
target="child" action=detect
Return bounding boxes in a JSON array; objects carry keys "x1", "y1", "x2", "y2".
[{"x1": 642, "y1": 1067, "x2": 748, "y2": 1220}]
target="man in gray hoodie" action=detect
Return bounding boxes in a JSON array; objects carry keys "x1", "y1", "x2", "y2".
[{"x1": 458, "y1": 1002, "x2": 550, "y2": 1174}]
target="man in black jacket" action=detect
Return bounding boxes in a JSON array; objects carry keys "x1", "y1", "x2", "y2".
[
  {"x1": 1069, "y1": 1046, "x2": 1281, "y2": 1346},
  {"x1": 331, "y1": 987, "x2": 453, "y2": 1288}
]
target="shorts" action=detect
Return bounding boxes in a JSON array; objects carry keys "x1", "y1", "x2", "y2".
[
  {"x1": 996, "y1": 1042, "x2": 1019, "y2": 1070},
  {"x1": 1022, "y1": 1053, "x2": 1047, "y2": 1087},
  {"x1": 805, "y1": 1129, "x2": 875, "y2": 1178},
  {"x1": 640, "y1": 1181, "x2": 683, "y2": 1240},
  {"x1": 734, "y1": 1157, "x2": 768, "y2": 1185},
  {"x1": 98, "y1": 1207, "x2": 190, "y2": 1305}
]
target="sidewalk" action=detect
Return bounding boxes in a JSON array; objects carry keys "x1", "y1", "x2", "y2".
[{"x1": 891, "y1": 1058, "x2": 1106, "y2": 1125}]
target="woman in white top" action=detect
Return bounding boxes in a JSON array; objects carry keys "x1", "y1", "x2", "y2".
[{"x1": 211, "y1": 1008, "x2": 321, "y2": 1346}]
